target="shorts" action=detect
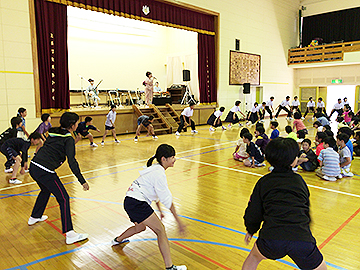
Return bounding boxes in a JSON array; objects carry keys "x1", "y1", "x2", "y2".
[
  {"x1": 105, "y1": 125, "x2": 115, "y2": 130},
  {"x1": 75, "y1": 131, "x2": 89, "y2": 137},
  {"x1": 233, "y1": 152, "x2": 248, "y2": 160},
  {"x1": 124, "y1": 196, "x2": 154, "y2": 224},
  {"x1": 138, "y1": 120, "x2": 149, "y2": 128},
  {"x1": 256, "y1": 238, "x2": 323, "y2": 270},
  {"x1": 1, "y1": 146, "x2": 18, "y2": 162}
]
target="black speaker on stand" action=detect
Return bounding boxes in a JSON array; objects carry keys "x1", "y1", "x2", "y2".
[
  {"x1": 183, "y1": 70, "x2": 190, "y2": 81},
  {"x1": 243, "y1": 83, "x2": 250, "y2": 94}
]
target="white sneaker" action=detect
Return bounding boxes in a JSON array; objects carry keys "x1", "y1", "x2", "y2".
[
  {"x1": 227, "y1": 124, "x2": 232, "y2": 128},
  {"x1": 28, "y1": 215, "x2": 48, "y2": 226},
  {"x1": 323, "y1": 175, "x2": 337, "y2": 181},
  {"x1": 274, "y1": 117, "x2": 277, "y2": 120},
  {"x1": 209, "y1": 127, "x2": 215, "y2": 132},
  {"x1": 171, "y1": 265, "x2": 187, "y2": 270},
  {"x1": 101, "y1": 141, "x2": 104, "y2": 146},
  {"x1": 268, "y1": 166, "x2": 274, "y2": 171},
  {"x1": 9, "y1": 178, "x2": 22, "y2": 184},
  {"x1": 342, "y1": 171, "x2": 354, "y2": 177},
  {"x1": 115, "y1": 140, "x2": 121, "y2": 143},
  {"x1": 312, "y1": 117, "x2": 315, "y2": 120},
  {"x1": 24, "y1": 169, "x2": 29, "y2": 173},
  {"x1": 153, "y1": 136, "x2": 158, "y2": 139},
  {"x1": 91, "y1": 143, "x2": 98, "y2": 147},
  {"x1": 111, "y1": 237, "x2": 130, "y2": 246},
  {"x1": 134, "y1": 137, "x2": 138, "y2": 142},
  {"x1": 257, "y1": 163, "x2": 266, "y2": 167},
  {"x1": 222, "y1": 126, "x2": 226, "y2": 130},
  {"x1": 301, "y1": 117, "x2": 305, "y2": 120},
  {"x1": 292, "y1": 166, "x2": 298, "y2": 172},
  {"x1": 5, "y1": 168, "x2": 13, "y2": 173},
  {"x1": 337, "y1": 174, "x2": 343, "y2": 179},
  {"x1": 175, "y1": 131, "x2": 180, "y2": 136},
  {"x1": 66, "y1": 232, "x2": 89, "y2": 245},
  {"x1": 191, "y1": 130, "x2": 198, "y2": 134}
]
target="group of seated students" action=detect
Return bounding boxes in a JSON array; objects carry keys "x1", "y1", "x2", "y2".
[{"x1": 232, "y1": 111, "x2": 356, "y2": 181}]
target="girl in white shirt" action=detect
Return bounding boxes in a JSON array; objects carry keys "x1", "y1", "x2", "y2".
[
  {"x1": 101, "y1": 105, "x2": 120, "y2": 145},
  {"x1": 264, "y1": 97, "x2": 275, "y2": 120},
  {"x1": 303, "y1": 97, "x2": 316, "y2": 119},
  {"x1": 246, "y1": 102, "x2": 260, "y2": 125},
  {"x1": 291, "y1": 96, "x2": 301, "y2": 115},
  {"x1": 112, "y1": 144, "x2": 187, "y2": 270},
  {"x1": 225, "y1": 100, "x2": 246, "y2": 128},
  {"x1": 207, "y1": 107, "x2": 226, "y2": 131},
  {"x1": 317, "y1": 97, "x2": 328, "y2": 117},
  {"x1": 175, "y1": 102, "x2": 197, "y2": 135}
]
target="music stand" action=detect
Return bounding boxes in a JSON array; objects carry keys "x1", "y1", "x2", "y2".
[{"x1": 181, "y1": 82, "x2": 196, "y2": 105}]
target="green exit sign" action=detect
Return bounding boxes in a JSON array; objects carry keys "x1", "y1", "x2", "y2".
[{"x1": 331, "y1": 79, "x2": 343, "y2": 84}]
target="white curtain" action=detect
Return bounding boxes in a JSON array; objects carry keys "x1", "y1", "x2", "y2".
[{"x1": 166, "y1": 54, "x2": 200, "y2": 101}]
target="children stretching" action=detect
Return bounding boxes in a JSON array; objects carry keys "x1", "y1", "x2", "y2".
[
  {"x1": 101, "y1": 105, "x2": 120, "y2": 145},
  {"x1": 225, "y1": 100, "x2": 246, "y2": 128},
  {"x1": 207, "y1": 107, "x2": 226, "y2": 131},
  {"x1": 135, "y1": 115, "x2": 158, "y2": 141},
  {"x1": 75, "y1": 116, "x2": 101, "y2": 147}
]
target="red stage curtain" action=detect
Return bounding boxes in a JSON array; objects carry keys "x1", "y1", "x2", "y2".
[
  {"x1": 198, "y1": 34, "x2": 216, "y2": 103},
  {"x1": 35, "y1": 0, "x2": 69, "y2": 112}
]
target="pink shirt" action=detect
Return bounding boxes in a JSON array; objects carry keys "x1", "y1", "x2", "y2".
[
  {"x1": 344, "y1": 111, "x2": 351, "y2": 123},
  {"x1": 293, "y1": 119, "x2": 306, "y2": 132}
]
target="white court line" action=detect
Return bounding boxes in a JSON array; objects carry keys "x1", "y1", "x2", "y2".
[
  {"x1": 181, "y1": 158, "x2": 360, "y2": 199},
  {"x1": 0, "y1": 141, "x2": 234, "y2": 192}
]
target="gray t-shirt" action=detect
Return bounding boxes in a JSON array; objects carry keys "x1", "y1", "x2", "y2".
[{"x1": 138, "y1": 115, "x2": 149, "y2": 125}]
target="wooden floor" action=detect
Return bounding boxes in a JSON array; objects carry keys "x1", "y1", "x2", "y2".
[{"x1": 0, "y1": 116, "x2": 359, "y2": 270}]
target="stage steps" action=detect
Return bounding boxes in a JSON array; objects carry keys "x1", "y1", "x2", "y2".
[
  {"x1": 132, "y1": 104, "x2": 172, "y2": 134},
  {"x1": 156, "y1": 104, "x2": 181, "y2": 132}
]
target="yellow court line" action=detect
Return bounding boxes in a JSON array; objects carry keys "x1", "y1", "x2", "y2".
[
  {"x1": 0, "y1": 70, "x2": 33, "y2": 74},
  {"x1": 181, "y1": 158, "x2": 360, "y2": 199},
  {"x1": 0, "y1": 141, "x2": 233, "y2": 192}
]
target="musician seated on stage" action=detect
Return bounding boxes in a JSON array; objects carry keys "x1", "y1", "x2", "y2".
[{"x1": 85, "y1": 78, "x2": 100, "y2": 107}]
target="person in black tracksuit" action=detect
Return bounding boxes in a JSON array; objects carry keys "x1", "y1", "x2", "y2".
[
  {"x1": 242, "y1": 137, "x2": 327, "y2": 270},
  {"x1": 28, "y1": 112, "x2": 89, "y2": 245}
]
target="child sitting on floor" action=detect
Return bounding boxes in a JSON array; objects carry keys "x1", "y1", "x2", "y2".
[
  {"x1": 316, "y1": 136, "x2": 342, "y2": 181},
  {"x1": 315, "y1": 132, "x2": 327, "y2": 157},
  {"x1": 254, "y1": 126, "x2": 269, "y2": 154},
  {"x1": 242, "y1": 133, "x2": 265, "y2": 168},
  {"x1": 297, "y1": 139, "x2": 318, "y2": 171},
  {"x1": 269, "y1": 121, "x2": 279, "y2": 140},
  {"x1": 313, "y1": 121, "x2": 324, "y2": 132},
  {"x1": 285, "y1": 126, "x2": 297, "y2": 141},
  {"x1": 337, "y1": 133, "x2": 354, "y2": 177},
  {"x1": 233, "y1": 128, "x2": 250, "y2": 161},
  {"x1": 353, "y1": 131, "x2": 360, "y2": 156}
]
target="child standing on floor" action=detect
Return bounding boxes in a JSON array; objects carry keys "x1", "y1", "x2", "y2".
[
  {"x1": 297, "y1": 139, "x2": 318, "y2": 171},
  {"x1": 111, "y1": 144, "x2": 187, "y2": 270},
  {"x1": 274, "y1": 96, "x2": 292, "y2": 120},
  {"x1": 225, "y1": 100, "x2": 246, "y2": 128},
  {"x1": 35, "y1": 113, "x2": 52, "y2": 141},
  {"x1": 75, "y1": 116, "x2": 101, "y2": 146},
  {"x1": 329, "y1": 99, "x2": 344, "y2": 118},
  {"x1": 28, "y1": 112, "x2": 89, "y2": 245},
  {"x1": 175, "y1": 102, "x2": 197, "y2": 136},
  {"x1": 247, "y1": 102, "x2": 260, "y2": 125},
  {"x1": 316, "y1": 136, "x2": 342, "y2": 181},
  {"x1": 242, "y1": 137, "x2": 327, "y2": 270},
  {"x1": 343, "y1": 104, "x2": 352, "y2": 125},
  {"x1": 292, "y1": 112, "x2": 308, "y2": 134},
  {"x1": 285, "y1": 126, "x2": 297, "y2": 141},
  {"x1": 17, "y1": 107, "x2": 29, "y2": 139},
  {"x1": 303, "y1": 97, "x2": 316, "y2": 119},
  {"x1": 233, "y1": 128, "x2": 250, "y2": 161},
  {"x1": 337, "y1": 133, "x2": 354, "y2": 177},
  {"x1": 269, "y1": 121, "x2": 279, "y2": 140},
  {"x1": 264, "y1": 97, "x2": 275, "y2": 120},
  {"x1": 242, "y1": 133, "x2": 265, "y2": 167},
  {"x1": 317, "y1": 97, "x2": 327, "y2": 117},
  {"x1": 291, "y1": 96, "x2": 301, "y2": 115},
  {"x1": 134, "y1": 115, "x2": 158, "y2": 141},
  {"x1": 101, "y1": 105, "x2": 120, "y2": 145},
  {"x1": 207, "y1": 107, "x2": 226, "y2": 131},
  {"x1": 0, "y1": 117, "x2": 22, "y2": 148},
  {"x1": 1, "y1": 132, "x2": 42, "y2": 184},
  {"x1": 257, "y1": 102, "x2": 266, "y2": 122},
  {"x1": 254, "y1": 126, "x2": 269, "y2": 154}
]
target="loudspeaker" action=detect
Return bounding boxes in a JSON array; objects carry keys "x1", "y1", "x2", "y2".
[
  {"x1": 235, "y1": 39, "x2": 240, "y2": 51},
  {"x1": 243, "y1": 83, "x2": 250, "y2": 94},
  {"x1": 183, "y1": 70, "x2": 190, "y2": 81}
]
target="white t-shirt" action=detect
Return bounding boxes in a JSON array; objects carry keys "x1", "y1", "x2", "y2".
[
  {"x1": 181, "y1": 107, "x2": 194, "y2": 117},
  {"x1": 307, "y1": 101, "x2": 315, "y2": 107},
  {"x1": 292, "y1": 100, "x2": 300, "y2": 106},
  {"x1": 256, "y1": 105, "x2": 265, "y2": 112},
  {"x1": 280, "y1": 100, "x2": 290, "y2": 107},
  {"x1": 126, "y1": 164, "x2": 173, "y2": 209},
  {"x1": 333, "y1": 102, "x2": 344, "y2": 110},
  {"x1": 230, "y1": 106, "x2": 241, "y2": 112},
  {"x1": 214, "y1": 110, "x2": 223, "y2": 118},
  {"x1": 317, "y1": 101, "x2": 325, "y2": 108},
  {"x1": 250, "y1": 106, "x2": 258, "y2": 113},
  {"x1": 266, "y1": 100, "x2": 273, "y2": 106},
  {"x1": 105, "y1": 110, "x2": 116, "y2": 126},
  {"x1": 343, "y1": 100, "x2": 349, "y2": 105}
]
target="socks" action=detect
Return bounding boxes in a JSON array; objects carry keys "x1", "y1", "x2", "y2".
[
  {"x1": 90, "y1": 142, "x2": 93, "y2": 145},
  {"x1": 135, "y1": 136, "x2": 138, "y2": 139}
]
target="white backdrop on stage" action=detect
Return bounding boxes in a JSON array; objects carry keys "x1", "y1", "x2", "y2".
[{"x1": 67, "y1": 6, "x2": 198, "y2": 97}]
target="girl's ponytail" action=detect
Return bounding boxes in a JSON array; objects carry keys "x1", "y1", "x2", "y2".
[{"x1": 146, "y1": 156, "x2": 156, "y2": 167}]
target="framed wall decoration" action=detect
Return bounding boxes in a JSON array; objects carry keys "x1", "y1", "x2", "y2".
[{"x1": 229, "y1": 51, "x2": 261, "y2": 85}]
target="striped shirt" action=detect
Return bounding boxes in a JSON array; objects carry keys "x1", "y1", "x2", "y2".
[{"x1": 318, "y1": 147, "x2": 340, "y2": 176}]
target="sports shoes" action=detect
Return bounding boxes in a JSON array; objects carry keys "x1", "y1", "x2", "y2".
[
  {"x1": 5, "y1": 168, "x2": 13, "y2": 173},
  {"x1": 292, "y1": 166, "x2": 298, "y2": 172},
  {"x1": 312, "y1": 117, "x2": 315, "y2": 120},
  {"x1": 209, "y1": 127, "x2": 215, "y2": 132},
  {"x1": 167, "y1": 265, "x2": 187, "y2": 270},
  {"x1": 134, "y1": 137, "x2": 138, "y2": 142},
  {"x1": 274, "y1": 117, "x2": 277, "y2": 120},
  {"x1": 175, "y1": 131, "x2": 180, "y2": 136},
  {"x1": 9, "y1": 178, "x2": 22, "y2": 184},
  {"x1": 222, "y1": 126, "x2": 227, "y2": 130},
  {"x1": 268, "y1": 166, "x2": 274, "y2": 171},
  {"x1": 342, "y1": 171, "x2": 354, "y2": 177},
  {"x1": 323, "y1": 175, "x2": 337, "y2": 181},
  {"x1": 101, "y1": 141, "x2": 104, "y2": 146},
  {"x1": 301, "y1": 117, "x2": 305, "y2": 120},
  {"x1": 24, "y1": 170, "x2": 29, "y2": 173},
  {"x1": 227, "y1": 124, "x2": 232, "y2": 128},
  {"x1": 270, "y1": 118, "x2": 274, "y2": 121},
  {"x1": 91, "y1": 143, "x2": 98, "y2": 147},
  {"x1": 153, "y1": 136, "x2": 158, "y2": 139},
  {"x1": 66, "y1": 232, "x2": 89, "y2": 245},
  {"x1": 257, "y1": 163, "x2": 266, "y2": 167},
  {"x1": 115, "y1": 140, "x2": 121, "y2": 143},
  {"x1": 111, "y1": 237, "x2": 130, "y2": 246},
  {"x1": 239, "y1": 123, "x2": 243, "y2": 127},
  {"x1": 28, "y1": 215, "x2": 48, "y2": 226},
  {"x1": 288, "y1": 117, "x2": 293, "y2": 121},
  {"x1": 191, "y1": 130, "x2": 198, "y2": 134}
]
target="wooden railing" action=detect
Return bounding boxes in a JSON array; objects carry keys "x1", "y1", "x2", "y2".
[{"x1": 288, "y1": 40, "x2": 360, "y2": 65}]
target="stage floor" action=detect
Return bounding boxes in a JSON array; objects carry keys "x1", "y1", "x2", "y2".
[{"x1": 0, "y1": 116, "x2": 359, "y2": 269}]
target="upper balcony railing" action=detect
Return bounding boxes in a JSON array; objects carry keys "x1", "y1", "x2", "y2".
[{"x1": 288, "y1": 40, "x2": 360, "y2": 65}]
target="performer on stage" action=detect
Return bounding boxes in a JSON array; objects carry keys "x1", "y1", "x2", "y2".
[
  {"x1": 85, "y1": 78, "x2": 100, "y2": 107},
  {"x1": 154, "y1": 82, "x2": 162, "y2": 93},
  {"x1": 144, "y1": 71, "x2": 154, "y2": 106}
]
